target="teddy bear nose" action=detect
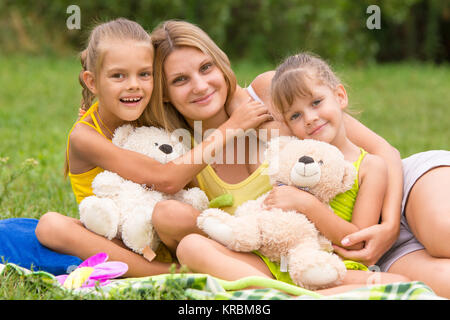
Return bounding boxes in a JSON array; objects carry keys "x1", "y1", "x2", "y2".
[
  {"x1": 298, "y1": 156, "x2": 314, "y2": 164},
  {"x1": 159, "y1": 144, "x2": 173, "y2": 154}
]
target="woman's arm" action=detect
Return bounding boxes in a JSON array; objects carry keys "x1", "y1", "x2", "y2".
[{"x1": 70, "y1": 99, "x2": 271, "y2": 194}]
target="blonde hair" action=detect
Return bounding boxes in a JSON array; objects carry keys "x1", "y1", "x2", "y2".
[
  {"x1": 271, "y1": 52, "x2": 342, "y2": 115},
  {"x1": 66, "y1": 18, "x2": 152, "y2": 177},
  {"x1": 139, "y1": 20, "x2": 236, "y2": 133},
  {"x1": 79, "y1": 18, "x2": 153, "y2": 111}
]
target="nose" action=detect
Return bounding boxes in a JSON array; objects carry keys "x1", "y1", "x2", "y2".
[
  {"x1": 127, "y1": 75, "x2": 140, "y2": 90},
  {"x1": 192, "y1": 74, "x2": 208, "y2": 94},
  {"x1": 298, "y1": 155, "x2": 314, "y2": 164},
  {"x1": 159, "y1": 144, "x2": 173, "y2": 154},
  {"x1": 303, "y1": 109, "x2": 318, "y2": 126}
]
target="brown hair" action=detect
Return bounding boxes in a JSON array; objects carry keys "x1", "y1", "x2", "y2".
[
  {"x1": 66, "y1": 18, "x2": 152, "y2": 177},
  {"x1": 138, "y1": 20, "x2": 236, "y2": 133},
  {"x1": 271, "y1": 52, "x2": 342, "y2": 115}
]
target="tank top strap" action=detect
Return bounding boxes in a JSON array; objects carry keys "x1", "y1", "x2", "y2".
[
  {"x1": 354, "y1": 148, "x2": 368, "y2": 171},
  {"x1": 246, "y1": 84, "x2": 264, "y2": 103}
]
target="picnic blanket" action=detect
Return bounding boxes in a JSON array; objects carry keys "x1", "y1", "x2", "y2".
[{"x1": 0, "y1": 262, "x2": 445, "y2": 300}]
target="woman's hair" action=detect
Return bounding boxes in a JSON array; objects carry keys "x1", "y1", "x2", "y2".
[
  {"x1": 138, "y1": 20, "x2": 237, "y2": 133},
  {"x1": 79, "y1": 17, "x2": 152, "y2": 111},
  {"x1": 66, "y1": 18, "x2": 152, "y2": 178},
  {"x1": 271, "y1": 52, "x2": 342, "y2": 115}
]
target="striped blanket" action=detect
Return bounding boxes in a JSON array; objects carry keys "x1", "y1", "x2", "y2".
[{"x1": 0, "y1": 262, "x2": 444, "y2": 300}]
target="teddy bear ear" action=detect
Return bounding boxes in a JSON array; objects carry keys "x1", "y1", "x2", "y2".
[
  {"x1": 264, "y1": 135, "x2": 298, "y2": 162},
  {"x1": 112, "y1": 124, "x2": 135, "y2": 147},
  {"x1": 341, "y1": 161, "x2": 357, "y2": 191}
]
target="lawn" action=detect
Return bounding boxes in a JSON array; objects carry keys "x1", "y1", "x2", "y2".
[{"x1": 0, "y1": 54, "x2": 449, "y2": 299}]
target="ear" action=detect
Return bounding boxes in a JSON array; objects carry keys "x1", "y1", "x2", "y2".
[
  {"x1": 334, "y1": 84, "x2": 348, "y2": 110},
  {"x1": 82, "y1": 70, "x2": 98, "y2": 95},
  {"x1": 341, "y1": 161, "x2": 357, "y2": 191}
]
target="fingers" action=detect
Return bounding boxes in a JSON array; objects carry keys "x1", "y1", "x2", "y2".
[
  {"x1": 333, "y1": 244, "x2": 368, "y2": 262},
  {"x1": 340, "y1": 227, "x2": 371, "y2": 247}
]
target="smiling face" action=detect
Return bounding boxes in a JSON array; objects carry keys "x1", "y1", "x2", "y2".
[
  {"x1": 283, "y1": 81, "x2": 348, "y2": 146},
  {"x1": 163, "y1": 46, "x2": 228, "y2": 129},
  {"x1": 85, "y1": 39, "x2": 154, "y2": 128}
]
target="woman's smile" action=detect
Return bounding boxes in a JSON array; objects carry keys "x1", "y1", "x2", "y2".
[{"x1": 191, "y1": 90, "x2": 216, "y2": 105}]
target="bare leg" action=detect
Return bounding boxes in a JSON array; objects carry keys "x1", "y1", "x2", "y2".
[
  {"x1": 176, "y1": 234, "x2": 273, "y2": 280},
  {"x1": 152, "y1": 200, "x2": 206, "y2": 253},
  {"x1": 404, "y1": 166, "x2": 450, "y2": 258},
  {"x1": 389, "y1": 249, "x2": 450, "y2": 299},
  {"x1": 35, "y1": 212, "x2": 174, "y2": 277},
  {"x1": 176, "y1": 234, "x2": 409, "y2": 296}
]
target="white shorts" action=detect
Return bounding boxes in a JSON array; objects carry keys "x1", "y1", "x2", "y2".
[{"x1": 376, "y1": 150, "x2": 450, "y2": 272}]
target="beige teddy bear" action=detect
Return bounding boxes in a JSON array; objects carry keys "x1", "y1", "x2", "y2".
[
  {"x1": 197, "y1": 136, "x2": 356, "y2": 289},
  {"x1": 79, "y1": 125, "x2": 209, "y2": 260}
]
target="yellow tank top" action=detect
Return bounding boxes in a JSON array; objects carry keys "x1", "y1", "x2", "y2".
[
  {"x1": 196, "y1": 162, "x2": 272, "y2": 214},
  {"x1": 67, "y1": 102, "x2": 110, "y2": 204},
  {"x1": 329, "y1": 148, "x2": 367, "y2": 222}
]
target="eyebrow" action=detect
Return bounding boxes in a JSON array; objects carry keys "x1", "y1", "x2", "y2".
[
  {"x1": 106, "y1": 65, "x2": 153, "y2": 73},
  {"x1": 166, "y1": 57, "x2": 212, "y2": 79}
]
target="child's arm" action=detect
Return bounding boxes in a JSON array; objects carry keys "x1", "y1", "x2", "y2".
[
  {"x1": 264, "y1": 186, "x2": 361, "y2": 247},
  {"x1": 69, "y1": 99, "x2": 271, "y2": 194},
  {"x1": 348, "y1": 154, "x2": 387, "y2": 233}
]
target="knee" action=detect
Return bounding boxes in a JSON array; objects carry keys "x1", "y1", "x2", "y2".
[
  {"x1": 35, "y1": 212, "x2": 71, "y2": 244},
  {"x1": 152, "y1": 200, "x2": 198, "y2": 232},
  {"x1": 176, "y1": 234, "x2": 209, "y2": 267}
]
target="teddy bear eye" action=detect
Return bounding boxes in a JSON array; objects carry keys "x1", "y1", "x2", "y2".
[
  {"x1": 154, "y1": 143, "x2": 159, "y2": 146},
  {"x1": 318, "y1": 160, "x2": 324, "y2": 165}
]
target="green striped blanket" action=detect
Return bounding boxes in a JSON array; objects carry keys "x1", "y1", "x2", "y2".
[{"x1": 0, "y1": 262, "x2": 445, "y2": 300}]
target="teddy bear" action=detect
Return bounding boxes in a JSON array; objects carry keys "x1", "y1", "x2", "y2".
[
  {"x1": 197, "y1": 136, "x2": 357, "y2": 290},
  {"x1": 79, "y1": 124, "x2": 209, "y2": 260}
]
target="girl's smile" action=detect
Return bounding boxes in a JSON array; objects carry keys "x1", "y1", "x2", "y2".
[{"x1": 307, "y1": 121, "x2": 329, "y2": 136}]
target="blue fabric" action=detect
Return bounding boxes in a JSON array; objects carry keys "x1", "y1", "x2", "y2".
[{"x1": 0, "y1": 218, "x2": 82, "y2": 275}]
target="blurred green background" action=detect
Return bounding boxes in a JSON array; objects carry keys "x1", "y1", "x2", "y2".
[{"x1": 1, "y1": 0, "x2": 449, "y2": 64}]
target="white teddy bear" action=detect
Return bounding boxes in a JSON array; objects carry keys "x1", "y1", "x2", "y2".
[
  {"x1": 197, "y1": 136, "x2": 357, "y2": 289},
  {"x1": 79, "y1": 125, "x2": 209, "y2": 260}
]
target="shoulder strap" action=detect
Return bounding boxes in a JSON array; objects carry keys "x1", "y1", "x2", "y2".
[{"x1": 246, "y1": 85, "x2": 264, "y2": 103}]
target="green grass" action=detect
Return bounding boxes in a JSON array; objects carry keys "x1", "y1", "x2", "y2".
[{"x1": 0, "y1": 54, "x2": 449, "y2": 299}]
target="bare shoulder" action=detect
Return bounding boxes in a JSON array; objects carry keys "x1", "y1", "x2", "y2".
[
  {"x1": 69, "y1": 122, "x2": 102, "y2": 152},
  {"x1": 360, "y1": 152, "x2": 387, "y2": 180},
  {"x1": 250, "y1": 71, "x2": 275, "y2": 98}
]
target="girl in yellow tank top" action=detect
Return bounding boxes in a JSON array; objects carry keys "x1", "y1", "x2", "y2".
[{"x1": 259, "y1": 52, "x2": 389, "y2": 284}]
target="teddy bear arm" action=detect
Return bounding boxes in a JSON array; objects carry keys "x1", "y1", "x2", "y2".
[
  {"x1": 172, "y1": 188, "x2": 210, "y2": 212},
  {"x1": 198, "y1": 209, "x2": 262, "y2": 252}
]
